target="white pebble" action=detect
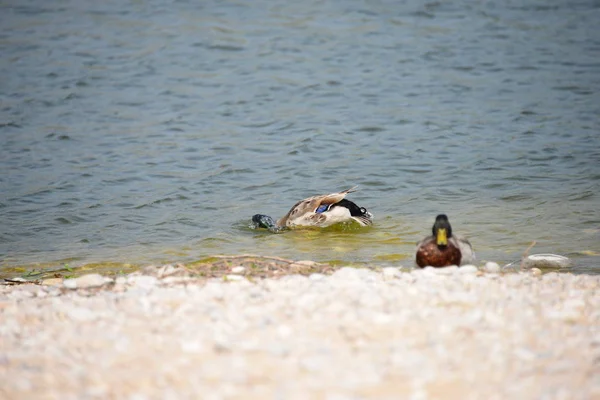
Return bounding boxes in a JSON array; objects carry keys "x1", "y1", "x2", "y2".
[
  {"x1": 127, "y1": 275, "x2": 158, "y2": 288},
  {"x1": 66, "y1": 307, "x2": 97, "y2": 322},
  {"x1": 180, "y1": 340, "x2": 204, "y2": 353},
  {"x1": 459, "y1": 265, "x2": 479, "y2": 274},
  {"x1": 225, "y1": 275, "x2": 244, "y2": 281},
  {"x1": 332, "y1": 267, "x2": 363, "y2": 280},
  {"x1": 277, "y1": 325, "x2": 293, "y2": 338},
  {"x1": 414, "y1": 266, "x2": 438, "y2": 276},
  {"x1": 309, "y1": 273, "x2": 326, "y2": 281},
  {"x1": 74, "y1": 273, "x2": 108, "y2": 289},
  {"x1": 63, "y1": 279, "x2": 78, "y2": 290},
  {"x1": 530, "y1": 268, "x2": 542, "y2": 276},
  {"x1": 231, "y1": 266, "x2": 246, "y2": 274},
  {"x1": 433, "y1": 266, "x2": 459, "y2": 275},
  {"x1": 484, "y1": 262, "x2": 501, "y2": 273},
  {"x1": 9, "y1": 289, "x2": 35, "y2": 299},
  {"x1": 382, "y1": 267, "x2": 401, "y2": 280}
]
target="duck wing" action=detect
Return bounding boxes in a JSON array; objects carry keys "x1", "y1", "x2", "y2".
[
  {"x1": 452, "y1": 235, "x2": 476, "y2": 265},
  {"x1": 276, "y1": 187, "x2": 358, "y2": 227}
]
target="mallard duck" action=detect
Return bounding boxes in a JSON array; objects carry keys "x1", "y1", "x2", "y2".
[
  {"x1": 415, "y1": 214, "x2": 475, "y2": 268},
  {"x1": 251, "y1": 186, "x2": 373, "y2": 232}
]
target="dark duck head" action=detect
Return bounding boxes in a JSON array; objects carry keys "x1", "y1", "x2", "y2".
[{"x1": 251, "y1": 214, "x2": 281, "y2": 232}]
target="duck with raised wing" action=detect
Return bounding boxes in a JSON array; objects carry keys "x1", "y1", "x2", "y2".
[
  {"x1": 415, "y1": 214, "x2": 475, "y2": 268},
  {"x1": 251, "y1": 187, "x2": 373, "y2": 232}
]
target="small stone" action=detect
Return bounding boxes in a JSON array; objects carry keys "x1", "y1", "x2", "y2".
[
  {"x1": 127, "y1": 275, "x2": 157, "y2": 288},
  {"x1": 66, "y1": 307, "x2": 97, "y2": 322},
  {"x1": 416, "y1": 266, "x2": 438, "y2": 275},
  {"x1": 150, "y1": 264, "x2": 186, "y2": 278},
  {"x1": 309, "y1": 273, "x2": 326, "y2": 281},
  {"x1": 563, "y1": 298, "x2": 586, "y2": 310},
  {"x1": 530, "y1": 268, "x2": 542, "y2": 276},
  {"x1": 161, "y1": 276, "x2": 193, "y2": 285},
  {"x1": 63, "y1": 279, "x2": 78, "y2": 290},
  {"x1": 279, "y1": 274, "x2": 307, "y2": 284},
  {"x1": 433, "y1": 266, "x2": 459, "y2": 275},
  {"x1": 231, "y1": 266, "x2": 246, "y2": 274},
  {"x1": 111, "y1": 283, "x2": 127, "y2": 292},
  {"x1": 484, "y1": 262, "x2": 501, "y2": 273},
  {"x1": 224, "y1": 275, "x2": 244, "y2": 281},
  {"x1": 74, "y1": 273, "x2": 108, "y2": 289},
  {"x1": 42, "y1": 278, "x2": 63, "y2": 286},
  {"x1": 330, "y1": 267, "x2": 378, "y2": 283},
  {"x1": 180, "y1": 340, "x2": 203, "y2": 353},
  {"x1": 459, "y1": 265, "x2": 479, "y2": 274},
  {"x1": 382, "y1": 267, "x2": 401, "y2": 280},
  {"x1": 277, "y1": 325, "x2": 293, "y2": 338},
  {"x1": 9, "y1": 289, "x2": 35, "y2": 299},
  {"x1": 332, "y1": 267, "x2": 362, "y2": 280}
]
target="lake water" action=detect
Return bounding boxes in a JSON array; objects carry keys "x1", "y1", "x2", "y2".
[{"x1": 1, "y1": 0, "x2": 599, "y2": 276}]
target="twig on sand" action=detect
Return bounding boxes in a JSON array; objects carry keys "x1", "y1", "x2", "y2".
[{"x1": 520, "y1": 241, "x2": 537, "y2": 270}]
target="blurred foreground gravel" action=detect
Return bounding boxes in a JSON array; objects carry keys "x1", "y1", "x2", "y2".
[{"x1": 1, "y1": 265, "x2": 599, "y2": 399}]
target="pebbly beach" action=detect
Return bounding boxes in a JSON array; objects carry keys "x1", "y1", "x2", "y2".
[{"x1": 1, "y1": 261, "x2": 598, "y2": 400}]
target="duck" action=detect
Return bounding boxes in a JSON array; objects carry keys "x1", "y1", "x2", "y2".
[
  {"x1": 415, "y1": 214, "x2": 475, "y2": 268},
  {"x1": 251, "y1": 186, "x2": 373, "y2": 232}
]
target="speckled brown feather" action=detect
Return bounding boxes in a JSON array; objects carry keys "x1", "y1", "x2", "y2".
[
  {"x1": 415, "y1": 239, "x2": 462, "y2": 268},
  {"x1": 276, "y1": 187, "x2": 357, "y2": 227}
]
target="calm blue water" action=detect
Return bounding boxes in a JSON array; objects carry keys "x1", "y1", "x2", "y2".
[{"x1": 1, "y1": 0, "x2": 599, "y2": 274}]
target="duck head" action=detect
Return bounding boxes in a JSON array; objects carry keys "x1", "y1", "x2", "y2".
[
  {"x1": 251, "y1": 214, "x2": 284, "y2": 232},
  {"x1": 432, "y1": 214, "x2": 453, "y2": 247}
]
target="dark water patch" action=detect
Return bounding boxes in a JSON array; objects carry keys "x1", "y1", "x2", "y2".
[
  {"x1": 499, "y1": 194, "x2": 535, "y2": 202},
  {"x1": 357, "y1": 126, "x2": 385, "y2": 133},
  {"x1": 568, "y1": 191, "x2": 596, "y2": 201},
  {"x1": 45, "y1": 133, "x2": 73, "y2": 140},
  {"x1": 552, "y1": 85, "x2": 594, "y2": 95}
]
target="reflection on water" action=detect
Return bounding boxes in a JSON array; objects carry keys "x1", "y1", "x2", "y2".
[{"x1": 1, "y1": 0, "x2": 599, "y2": 275}]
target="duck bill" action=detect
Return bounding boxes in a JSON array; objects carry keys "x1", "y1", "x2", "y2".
[{"x1": 436, "y1": 228, "x2": 448, "y2": 246}]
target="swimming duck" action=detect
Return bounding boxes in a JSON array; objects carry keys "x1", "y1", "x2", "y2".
[
  {"x1": 252, "y1": 187, "x2": 373, "y2": 232},
  {"x1": 415, "y1": 214, "x2": 475, "y2": 268}
]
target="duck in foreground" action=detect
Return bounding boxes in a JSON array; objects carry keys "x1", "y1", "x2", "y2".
[
  {"x1": 415, "y1": 214, "x2": 475, "y2": 268},
  {"x1": 252, "y1": 186, "x2": 373, "y2": 232}
]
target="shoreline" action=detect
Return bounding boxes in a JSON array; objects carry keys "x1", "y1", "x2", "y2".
[
  {"x1": 2, "y1": 252, "x2": 598, "y2": 283},
  {"x1": 2, "y1": 262, "x2": 598, "y2": 399}
]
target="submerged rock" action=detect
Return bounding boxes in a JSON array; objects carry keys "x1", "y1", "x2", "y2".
[{"x1": 521, "y1": 254, "x2": 571, "y2": 270}]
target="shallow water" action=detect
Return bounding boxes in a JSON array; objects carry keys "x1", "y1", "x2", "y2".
[{"x1": 1, "y1": 0, "x2": 599, "y2": 276}]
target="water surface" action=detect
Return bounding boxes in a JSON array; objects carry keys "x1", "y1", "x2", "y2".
[{"x1": 1, "y1": 0, "x2": 599, "y2": 275}]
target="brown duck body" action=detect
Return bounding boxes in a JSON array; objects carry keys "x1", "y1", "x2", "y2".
[
  {"x1": 415, "y1": 237, "x2": 463, "y2": 268},
  {"x1": 414, "y1": 214, "x2": 475, "y2": 268}
]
